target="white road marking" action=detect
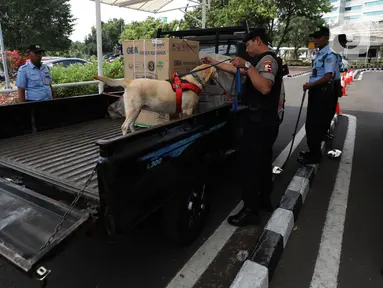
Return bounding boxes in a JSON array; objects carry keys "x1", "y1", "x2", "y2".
[
  {"x1": 273, "y1": 124, "x2": 306, "y2": 168},
  {"x1": 166, "y1": 123, "x2": 308, "y2": 288},
  {"x1": 309, "y1": 114, "x2": 357, "y2": 288}
]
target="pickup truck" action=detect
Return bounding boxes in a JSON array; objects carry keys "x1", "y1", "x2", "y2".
[{"x1": 0, "y1": 23, "x2": 285, "y2": 286}]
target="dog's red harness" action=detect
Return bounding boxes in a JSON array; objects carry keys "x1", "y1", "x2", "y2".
[{"x1": 168, "y1": 72, "x2": 202, "y2": 113}]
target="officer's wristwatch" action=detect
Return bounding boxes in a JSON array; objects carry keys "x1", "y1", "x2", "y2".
[{"x1": 244, "y1": 61, "x2": 251, "y2": 70}]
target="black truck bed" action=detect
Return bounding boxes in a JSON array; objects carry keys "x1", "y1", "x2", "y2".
[{"x1": 0, "y1": 118, "x2": 124, "y2": 200}]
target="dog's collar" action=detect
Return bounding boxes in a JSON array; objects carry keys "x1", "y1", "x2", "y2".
[{"x1": 192, "y1": 73, "x2": 204, "y2": 88}]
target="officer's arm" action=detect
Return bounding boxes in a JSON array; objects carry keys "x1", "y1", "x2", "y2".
[
  {"x1": 15, "y1": 68, "x2": 27, "y2": 102},
  {"x1": 247, "y1": 57, "x2": 277, "y2": 95}
]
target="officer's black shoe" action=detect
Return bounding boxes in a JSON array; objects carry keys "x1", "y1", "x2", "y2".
[
  {"x1": 297, "y1": 153, "x2": 322, "y2": 165},
  {"x1": 228, "y1": 207, "x2": 260, "y2": 227}
]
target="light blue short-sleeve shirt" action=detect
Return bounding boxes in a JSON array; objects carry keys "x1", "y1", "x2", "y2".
[
  {"x1": 16, "y1": 62, "x2": 53, "y2": 101},
  {"x1": 309, "y1": 44, "x2": 337, "y2": 83}
]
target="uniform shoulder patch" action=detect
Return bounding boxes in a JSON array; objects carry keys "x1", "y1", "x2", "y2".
[
  {"x1": 326, "y1": 57, "x2": 333, "y2": 63},
  {"x1": 263, "y1": 60, "x2": 273, "y2": 72}
]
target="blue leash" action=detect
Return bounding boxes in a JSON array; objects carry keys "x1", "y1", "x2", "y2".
[{"x1": 232, "y1": 68, "x2": 241, "y2": 111}]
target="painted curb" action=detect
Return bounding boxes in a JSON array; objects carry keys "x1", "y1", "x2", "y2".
[
  {"x1": 230, "y1": 114, "x2": 339, "y2": 288},
  {"x1": 286, "y1": 71, "x2": 311, "y2": 78}
]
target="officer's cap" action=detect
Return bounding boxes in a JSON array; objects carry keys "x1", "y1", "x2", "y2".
[
  {"x1": 26, "y1": 44, "x2": 45, "y2": 53},
  {"x1": 309, "y1": 26, "x2": 330, "y2": 38},
  {"x1": 244, "y1": 28, "x2": 269, "y2": 44}
]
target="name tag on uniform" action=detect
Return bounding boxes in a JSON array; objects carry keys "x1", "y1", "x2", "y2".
[{"x1": 312, "y1": 68, "x2": 317, "y2": 77}]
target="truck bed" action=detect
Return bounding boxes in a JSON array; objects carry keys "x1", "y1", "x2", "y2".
[{"x1": 0, "y1": 118, "x2": 125, "y2": 200}]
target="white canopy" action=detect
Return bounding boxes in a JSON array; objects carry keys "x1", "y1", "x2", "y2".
[{"x1": 90, "y1": 0, "x2": 200, "y2": 13}]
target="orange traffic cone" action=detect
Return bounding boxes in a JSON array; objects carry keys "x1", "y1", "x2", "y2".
[
  {"x1": 336, "y1": 102, "x2": 342, "y2": 115},
  {"x1": 350, "y1": 69, "x2": 354, "y2": 82},
  {"x1": 341, "y1": 74, "x2": 347, "y2": 96}
]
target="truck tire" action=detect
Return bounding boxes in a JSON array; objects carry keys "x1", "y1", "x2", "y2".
[{"x1": 162, "y1": 175, "x2": 211, "y2": 246}]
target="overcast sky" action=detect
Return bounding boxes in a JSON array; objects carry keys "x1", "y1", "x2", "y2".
[{"x1": 69, "y1": 0, "x2": 188, "y2": 42}]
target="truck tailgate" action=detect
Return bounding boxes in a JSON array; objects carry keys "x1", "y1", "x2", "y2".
[
  {"x1": 0, "y1": 178, "x2": 88, "y2": 272},
  {"x1": 0, "y1": 118, "x2": 124, "y2": 200}
]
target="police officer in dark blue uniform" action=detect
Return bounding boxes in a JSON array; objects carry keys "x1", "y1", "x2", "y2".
[
  {"x1": 299, "y1": 26, "x2": 337, "y2": 165},
  {"x1": 202, "y1": 28, "x2": 284, "y2": 226}
]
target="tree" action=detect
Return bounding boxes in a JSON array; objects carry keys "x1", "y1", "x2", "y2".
[
  {"x1": 69, "y1": 41, "x2": 87, "y2": 58},
  {"x1": 180, "y1": 0, "x2": 277, "y2": 35},
  {"x1": 276, "y1": 16, "x2": 325, "y2": 59},
  {"x1": 84, "y1": 18, "x2": 125, "y2": 56},
  {"x1": 274, "y1": 0, "x2": 331, "y2": 53},
  {"x1": 0, "y1": 0, "x2": 74, "y2": 51},
  {"x1": 120, "y1": 17, "x2": 179, "y2": 40}
]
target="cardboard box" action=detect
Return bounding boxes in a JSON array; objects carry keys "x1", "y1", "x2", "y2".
[
  {"x1": 123, "y1": 38, "x2": 200, "y2": 81},
  {"x1": 123, "y1": 38, "x2": 200, "y2": 127}
]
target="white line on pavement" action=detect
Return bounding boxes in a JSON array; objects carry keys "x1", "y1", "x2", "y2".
[
  {"x1": 166, "y1": 123, "x2": 308, "y2": 288},
  {"x1": 309, "y1": 114, "x2": 357, "y2": 288}
]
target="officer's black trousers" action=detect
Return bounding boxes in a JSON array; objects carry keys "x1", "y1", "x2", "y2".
[
  {"x1": 306, "y1": 85, "x2": 332, "y2": 156},
  {"x1": 325, "y1": 80, "x2": 341, "y2": 132},
  {"x1": 240, "y1": 111, "x2": 279, "y2": 211}
]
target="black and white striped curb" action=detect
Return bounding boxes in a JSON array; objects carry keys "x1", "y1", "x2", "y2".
[
  {"x1": 354, "y1": 67, "x2": 383, "y2": 81},
  {"x1": 286, "y1": 70, "x2": 311, "y2": 78},
  {"x1": 230, "y1": 114, "x2": 339, "y2": 288}
]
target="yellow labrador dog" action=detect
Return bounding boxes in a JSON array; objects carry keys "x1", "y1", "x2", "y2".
[{"x1": 93, "y1": 63, "x2": 216, "y2": 135}]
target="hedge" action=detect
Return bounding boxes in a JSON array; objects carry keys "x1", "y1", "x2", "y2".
[{"x1": 51, "y1": 59, "x2": 124, "y2": 98}]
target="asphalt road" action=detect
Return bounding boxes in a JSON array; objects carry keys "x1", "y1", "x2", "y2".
[
  {"x1": 0, "y1": 74, "x2": 310, "y2": 287},
  {"x1": 270, "y1": 71, "x2": 383, "y2": 288}
]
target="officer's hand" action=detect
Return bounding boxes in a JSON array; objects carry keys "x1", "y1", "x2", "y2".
[
  {"x1": 303, "y1": 83, "x2": 311, "y2": 91},
  {"x1": 201, "y1": 56, "x2": 214, "y2": 65},
  {"x1": 230, "y1": 57, "x2": 246, "y2": 68}
]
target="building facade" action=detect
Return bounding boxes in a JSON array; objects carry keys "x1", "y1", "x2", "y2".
[{"x1": 323, "y1": 0, "x2": 383, "y2": 25}]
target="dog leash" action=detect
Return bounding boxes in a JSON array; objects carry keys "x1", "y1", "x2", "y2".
[{"x1": 176, "y1": 58, "x2": 231, "y2": 78}]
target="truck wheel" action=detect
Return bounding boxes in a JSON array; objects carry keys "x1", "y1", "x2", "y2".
[{"x1": 162, "y1": 177, "x2": 211, "y2": 246}]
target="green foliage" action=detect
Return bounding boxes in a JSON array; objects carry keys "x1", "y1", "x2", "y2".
[
  {"x1": 68, "y1": 42, "x2": 88, "y2": 58},
  {"x1": 180, "y1": 0, "x2": 276, "y2": 33},
  {"x1": 0, "y1": 0, "x2": 74, "y2": 51},
  {"x1": 121, "y1": 16, "x2": 180, "y2": 40},
  {"x1": 274, "y1": 0, "x2": 332, "y2": 52},
  {"x1": 50, "y1": 60, "x2": 124, "y2": 98},
  {"x1": 277, "y1": 16, "x2": 325, "y2": 59},
  {"x1": 85, "y1": 18, "x2": 125, "y2": 55}
]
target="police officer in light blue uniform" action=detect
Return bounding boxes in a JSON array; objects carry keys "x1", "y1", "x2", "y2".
[
  {"x1": 16, "y1": 44, "x2": 54, "y2": 102},
  {"x1": 299, "y1": 26, "x2": 337, "y2": 165},
  {"x1": 325, "y1": 34, "x2": 350, "y2": 138}
]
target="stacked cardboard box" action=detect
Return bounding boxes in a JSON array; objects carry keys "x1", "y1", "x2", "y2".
[{"x1": 122, "y1": 38, "x2": 200, "y2": 127}]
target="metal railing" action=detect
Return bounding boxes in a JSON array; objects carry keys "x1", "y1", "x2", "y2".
[{"x1": 0, "y1": 78, "x2": 124, "y2": 94}]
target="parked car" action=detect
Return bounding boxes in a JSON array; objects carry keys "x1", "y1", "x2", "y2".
[{"x1": 42, "y1": 58, "x2": 89, "y2": 68}]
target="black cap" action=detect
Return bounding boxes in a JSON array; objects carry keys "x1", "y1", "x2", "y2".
[
  {"x1": 309, "y1": 26, "x2": 330, "y2": 38},
  {"x1": 244, "y1": 27, "x2": 269, "y2": 44},
  {"x1": 26, "y1": 44, "x2": 45, "y2": 53}
]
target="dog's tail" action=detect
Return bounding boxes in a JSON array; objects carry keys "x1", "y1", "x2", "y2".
[{"x1": 92, "y1": 76, "x2": 131, "y2": 88}]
